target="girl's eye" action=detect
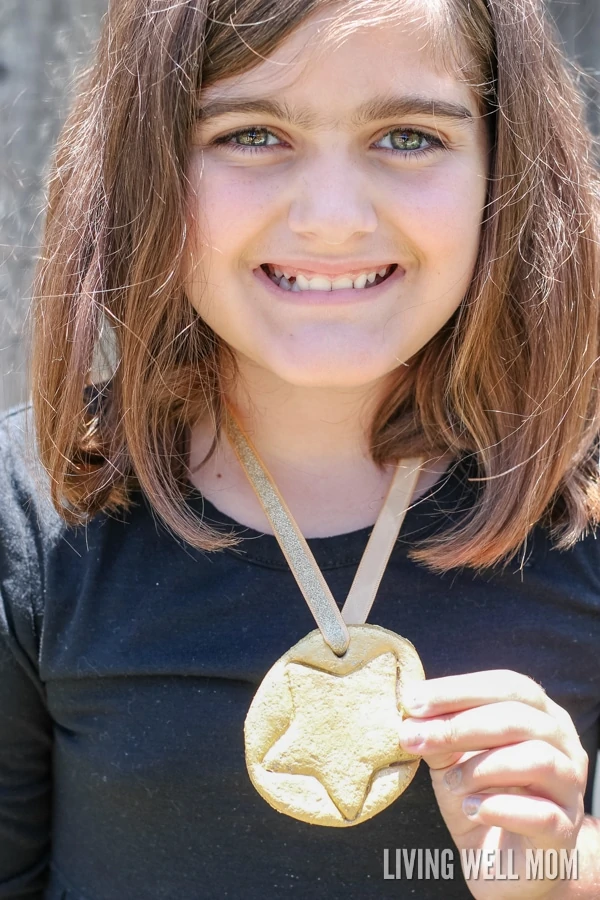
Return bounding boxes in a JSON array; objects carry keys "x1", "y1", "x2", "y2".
[
  {"x1": 210, "y1": 126, "x2": 446, "y2": 159},
  {"x1": 376, "y1": 129, "x2": 442, "y2": 155},
  {"x1": 213, "y1": 127, "x2": 280, "y2": 151}
]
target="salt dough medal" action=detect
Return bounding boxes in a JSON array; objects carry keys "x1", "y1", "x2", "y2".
[{"x1": 225, "y1": 408, "x2": 426, "y2": 827}]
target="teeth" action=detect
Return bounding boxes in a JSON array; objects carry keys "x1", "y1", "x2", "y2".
[
  {"x1": 331, "y1": 277, "x2": 354, "y2": 291},
  {"x1": 304, "y1": 276, "x2": 333, "y2": 291},
  {"x1": 266, "y1": 264, "x2": 392, "y2": 292},
  {"x1": 296, "y1": 274, "x2": 312, "y2": 290}
]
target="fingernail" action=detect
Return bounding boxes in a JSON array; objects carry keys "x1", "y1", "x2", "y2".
[
  {"x1": 399, "y1": 720, "x2": 425, "y2": 750},
  {"x1": 463, "y1": 796, "x2": 481, "y2": 818},
  {"x1": 444, "y1": 767, "x2": 462, "y2": 791}
]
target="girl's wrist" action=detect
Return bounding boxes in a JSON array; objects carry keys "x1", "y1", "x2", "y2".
[{"x1": 544, "y1": 815, "x2": 600, "y2": 899}]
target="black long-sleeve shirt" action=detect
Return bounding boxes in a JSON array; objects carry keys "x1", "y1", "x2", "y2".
[{"x1": 0, "y1": 403, "x2": 599, "y2": 900}]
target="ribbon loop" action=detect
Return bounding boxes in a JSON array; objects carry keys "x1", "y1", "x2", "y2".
[{"x1": 224, "y1": 406, "x2": 423, "y2": 656}]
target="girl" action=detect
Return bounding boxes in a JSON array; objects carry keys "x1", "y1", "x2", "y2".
[{"x1": 1, "y1": 0, "x2": 599, "y2": 897}]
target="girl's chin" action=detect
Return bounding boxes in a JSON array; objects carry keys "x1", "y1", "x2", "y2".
[{"x1": 243, "y1": 352, "x2": 397, "y2": 389}]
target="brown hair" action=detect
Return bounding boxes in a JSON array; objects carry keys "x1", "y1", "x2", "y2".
[{"x1": 28, "y1": 0, "x2": 600, "y2": 572}]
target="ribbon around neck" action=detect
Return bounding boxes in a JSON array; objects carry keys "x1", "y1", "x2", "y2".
[{"x1": 224, "y1": 406, "x2": 424, "y2": 657}]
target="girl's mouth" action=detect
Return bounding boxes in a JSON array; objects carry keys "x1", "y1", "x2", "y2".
[{"x1": 260, "y1": 263, "x2": 399, "y2": 293}]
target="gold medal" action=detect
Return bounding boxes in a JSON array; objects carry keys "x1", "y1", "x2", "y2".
[{"x1": 225, "y1": 408, "x2": 426, "y2": 827}]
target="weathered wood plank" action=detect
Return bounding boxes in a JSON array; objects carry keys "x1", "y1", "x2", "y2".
[
  {"x1": 547, "y1": 0, "x2": 600, "y2": 134},
  {"x1": 0, "y1": 0, "x2": 106, "y2": 410}
]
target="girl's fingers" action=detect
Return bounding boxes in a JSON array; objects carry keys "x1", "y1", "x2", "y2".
[
  {"x1": 403, "y1": 670, "x2": 556, "y2": 720},
  {"x1": 455, "y1": 792, "x2": 583, "y2": 847},
  {"x1": 435, "y1": 740, "x2": 587, "y2": 811},
  {"x1": 399, "y1": 700, "x2": 585, "y2": 770}
]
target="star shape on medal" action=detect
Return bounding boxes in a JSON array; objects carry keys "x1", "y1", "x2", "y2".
[{"x1": 261, "y1": 651, "x2": 417, "y2": 822}]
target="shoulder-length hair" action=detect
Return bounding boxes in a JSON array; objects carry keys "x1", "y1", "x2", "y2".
[{"x1": 28, "y1": 0, "x2": 600, "y2": 572}]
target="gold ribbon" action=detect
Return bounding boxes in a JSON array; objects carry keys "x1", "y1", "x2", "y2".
[{"x1": 225, "y1": 406, "x2": 423, "y2": 657}]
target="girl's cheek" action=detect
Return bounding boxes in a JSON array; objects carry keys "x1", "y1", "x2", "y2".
[
  {"x1": 200, "y1": 172, "x2": 275, "y2": 233},
  {"x1": 382, "y1": 162, "x2": 484, "y2": 244}
]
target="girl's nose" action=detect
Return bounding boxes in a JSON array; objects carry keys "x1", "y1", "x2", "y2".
[{"x1": 287, "y1": 159, "x2": 378, "y2": 244}]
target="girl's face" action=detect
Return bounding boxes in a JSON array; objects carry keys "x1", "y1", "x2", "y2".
[{"x1": 184, "y1": 5, "x2": 489, "y2": 389}]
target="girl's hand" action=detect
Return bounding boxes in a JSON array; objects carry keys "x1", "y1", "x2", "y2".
[{"x1": 398, "y1": 670, "x2": 589, "y2": 900}]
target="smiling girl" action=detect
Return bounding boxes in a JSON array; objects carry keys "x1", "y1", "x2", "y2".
[{"x1": 1, "y1": 0, "x2": 599, "y2": 898}]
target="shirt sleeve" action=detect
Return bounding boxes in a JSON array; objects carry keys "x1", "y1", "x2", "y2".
[
  {"x1": 0, "y1": 621, "x2": 52, "y2": 898},
  {"x1": 0, "y1": 407, "x2": 53, "y2": 898}
]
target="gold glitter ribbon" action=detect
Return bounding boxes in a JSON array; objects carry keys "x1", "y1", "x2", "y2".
[{"x1": 225, "y1": 406, "x2": 423, "y2": 657}]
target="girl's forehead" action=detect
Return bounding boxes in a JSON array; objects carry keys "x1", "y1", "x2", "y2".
[{"x1": 202, "y1": 2, "x2": 475, "y2": 109}]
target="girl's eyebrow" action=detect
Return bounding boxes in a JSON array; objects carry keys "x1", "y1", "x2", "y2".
[{"x1": 197, "y1": 94, "x2": 475, "y2": 130}]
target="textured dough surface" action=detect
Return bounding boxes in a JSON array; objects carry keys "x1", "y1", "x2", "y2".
[{"x1": 245, "y1": 624, "x2": 425, "y2": 827}]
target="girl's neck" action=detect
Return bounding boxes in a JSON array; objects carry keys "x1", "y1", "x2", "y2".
[{"x1": 188, "y1": 372, "x2": 453, "y2": 538}]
